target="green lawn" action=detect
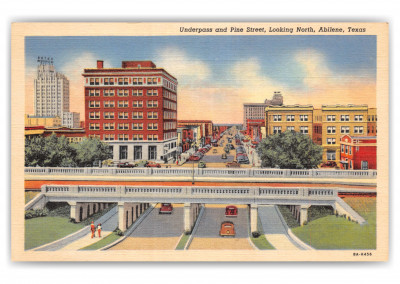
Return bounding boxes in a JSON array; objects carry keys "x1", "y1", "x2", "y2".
[
  {"x1": 80, "y1": 232, "x2": 121, "y2": 250},
  {"x1": 250, "y1": 216, "x2": 275, "y2": 250},
  {"x1": 175, "y1": 234, "x2": 190, "y2": 250},
  {"x1": 25, "y1": 216, "x2": 85, "y2": 250},
  {"x1": 291, "y1": 197, "x2": 376, "y2": 250}
]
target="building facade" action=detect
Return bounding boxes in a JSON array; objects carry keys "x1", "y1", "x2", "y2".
[
  {"x1": 339, "y1": 135, "x2": 377, "y2": 170},
  {"x1": 62, "y1": 112, "x2": 81, "y2": 128},
  {"x1": 177, "y1": 120, "x2": 213, "y2": 146},
  {"x1": 243, "y1": 91, "x2": 283, "y2": 129},
  {"x1": 83, "y1": 60, "x2": 178, "y2": 163},
  {"x1": 265, "y1": 105, "x2": 314, "y2": 139},
  {"x1": 25, "y1": 114, "x2": 61, "y2": 128},
  {"x1": 34, "y1": 57, "x2": 70, "y2": 117}
]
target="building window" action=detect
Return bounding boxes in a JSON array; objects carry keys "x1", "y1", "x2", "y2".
[
  {"x1": 104, "y1": 89, "x2": 115, "y2": 97},
  {"x1": 123, "y1": 78, "x2": 128, "y2": 85},
  {"x1": 104, "y1": 101, "x2": 115, "y2": 108},
  {"x1": 349, "y1": 146, "x2": 352, "y2": 155},
  {"x1": 148, "y1": 146, "x2": 157, "y2": 160},
  {"x1": 89, "y1": 89, "x2": 100, "y2": 97},
  {"x1": 354, "y1": 126, "x2": 364, "y2": 134},
  {"x1": 104, "y1": 134, "x2": 115, "y2": 141},
  {"x1": 148, "y1": 134, "x2": 158, "y2": 141},
  {"x1": 89, "y1": 101, "x2": 100, "y2": 108},
  {"x1": 327, "y1": 126, "x2": 336, "y2": 134},
  {"x1": 286, "y1": 126, "x2": 295, "y2": 132},
  {"x1": 327, "y1": 115, "x2": 336, "y2": 121},
  {"x1": 327, "y1": 138, "x2": 336, "y2": 145},
  {"x1": 118, "y1": 134, "x2": 129, "y2": 141},
  {"x1": 148, "y1": 123, "x2": 158, "y2": 130},
  {"x1": 132, "y1": 101, "x2": 143, "y2": 108},
  {"x1": 147, "y1": 100, "x2": 158, "y2": 108},
  {"x1": 132, "y1": 112, "x2": 143, "y2": 119},
  {"x1": 118, "y1": 112, "x2": 128, "y2": 119},
  {"x1": 300, "y1": 115, "x2": 308, "y2": 122},
  {"x1": 103, "y1": 123, "x2": 115, "y2": 130},
  {"x1": 273, "y1": 115, "x2": 282, "y2": 121},
  {"x1": 327, "y1": 151, "x2": 336, "y2": 161},
  {"x1": 132, "y1": 123, "x2": 143, "y2": 130},
  {"x1": 300, "y1": 126, "x2": 309, "y2": 134},
  {"x1": 133, "y1": 90, "x2": 143, "y2": 96},
  {"x1": 104, "y1": 78, "x2": 114, "y2": 86},
  {"x1": 340, "y1": 115, "x2": 350, "y2": 121},
  {"x1": 118, "y1": 123, "x2": 129, "y2": 130},
  {"x1": 118, "y1": 90, "x2": 129, "y2": 97},
  {"x1": 104, "y1": 112, "x2": 115, "y2": 119},
  {"x1": 354, "y1": 115, "x2": 363, "y2": 121},
  {"x1": 132, "y1": 134, "x2": 144, "y2": 141},
  {"x1": 118, "y1": 101, "x2": 129, "y2": 108},
  {"x1": 341, "y1": 145, "x2": 344, "y2": 153},
  {"x1": 90, "y1": 78, "x2": 95, "y2": 85},
  {"x1": 345, "y1": 145, "x2": 348, "y2": 154},
  {"x1": 147, "y1": 112, "x2": 158, "y2": 119},
  {"x1": 273, "y1": 126, "x2": 282, "y2": 134},
  {"x1": 119, "y1": 146, "x2": 128, "y2": 159},
  {"x1": 118, "y1": 78, "x2": 124, "y2": 85},
  {"x1": 89, "y1": 111, "x2": 100, "y2": 119},
  {"x1": 341, "y1": 126, "x2": 350, "y2": 134},
  {"x1": 134, "y1": 146, "x2": 142, "y2": 160},
  {"x1": 286, "y1": 115, "x2": 294, "y2": 122},
  {"x1": 147, "y1": 89, "x2": 158, "y2": 96},
  {"x1": 89, "y1": 123, "x2": 100, "y2": 130}
]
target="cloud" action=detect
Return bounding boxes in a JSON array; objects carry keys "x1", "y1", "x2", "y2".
[{"x1": 156, "y1": 47, "x2": 211, "y2": 85}]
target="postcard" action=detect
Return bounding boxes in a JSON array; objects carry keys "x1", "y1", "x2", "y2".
[{"x1": 11, "y1": 22, "x2": 389, "y2": 261}]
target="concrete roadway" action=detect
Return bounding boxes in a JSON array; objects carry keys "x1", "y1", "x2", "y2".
[
  {"x1": 258, "y1": 205, "x2": 302, "y2": 250},
  {"x1": 188, "y1": 205, "x2": 254, "y2": 250},
  {"x1": 110, "y1": 204, "x2": 184, "y2": 250}
]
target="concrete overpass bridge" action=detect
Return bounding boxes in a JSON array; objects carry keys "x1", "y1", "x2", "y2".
[{"x1": 26, "y1": 184, "x2": 367, "y2": 235}]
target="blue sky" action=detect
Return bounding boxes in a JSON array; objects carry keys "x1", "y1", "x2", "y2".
[{"x1": 25, "y1": 36, "x2": 377, "y2": 123}]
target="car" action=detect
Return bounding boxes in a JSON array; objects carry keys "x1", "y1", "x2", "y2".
[
  {"x1": 189, "y1": 155, "x2": 202, "y2": 161},
  {"x1": 159, "y1": 203, "x2": 173, "y2": 214},
  {"x1": 229, "y1": 144, "x2": 235, "y2": 150},
  {"x1": 226, "y1": 161, "x2": 241, "y2": 168},
  {"x1": 221, "y1": 153, "x2": 227, "y2": 159},
  {"x1": 219, "y1": 221, "x2": 235, "y2": 237},
  {"x1": 225, "y1": 205, "x2": 238, "y2": 217},
  {"x1": 320, "y1": 161, "x2": 338, "y2": 168},
  {"x1": 198, "y1": 161, "x2": 207, "y2": 168},
  {"x1": 145, "y1": 161, "x2": 161, "y2": 168},
  {"x1": 236, "y1": 153, "x2": 247, "y2": 158},
  {"x1": 236, "y1": 148, "x2": 245, "y2": 154},
  {"x1": 213, "y1": 149, "x2": 218, "y2": 154},
  {"x1": 237, "y1": 156, "x2": 250, "y2": 164},
  {"x1": 117, "y1": 162, "x2": 137, "y2": 168}
]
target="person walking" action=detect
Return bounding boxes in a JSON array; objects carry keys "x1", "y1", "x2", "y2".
[
  {"x1": 90, "y1": 221, "x2": 96, "y2": 238},
  {"x1": 97, "y1": 223, "x2": 102, "y2": 238}
]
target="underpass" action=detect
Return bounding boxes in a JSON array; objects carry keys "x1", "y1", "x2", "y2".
[
  {"x1": 110, "y1": 204, "x2": 184, "y2": 250},
  {"x1": 188, "y1": 204, "x2": 254, "y2": 250}
]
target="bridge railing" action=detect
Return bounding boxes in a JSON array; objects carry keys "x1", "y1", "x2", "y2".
[
  {"x1": 26, "y1": 167, "x2": 377, "y2": 179},
  {"x1": 41, "y1": 184, "x2": 340, "y2": 201}
]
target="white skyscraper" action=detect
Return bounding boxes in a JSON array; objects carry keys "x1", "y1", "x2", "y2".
[{"x1": 34, "y1": 57, "x2": 70, "y2": 117}]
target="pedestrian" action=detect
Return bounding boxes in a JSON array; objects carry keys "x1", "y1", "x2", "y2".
[
  {"x1": 90, "y1": 221, "x2": 96, "y2": 238},
  {"x1": 97, "y1": 223, "x2": 102, "y2": 238}
]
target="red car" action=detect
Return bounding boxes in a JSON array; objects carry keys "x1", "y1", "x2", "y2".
[
  {"x1": 117, "y1": 162, "x2": 137, "y2": 168},
  {"x1": 225, "y1": 205, "x2": 238, "y2": 217},
  {"x1": 159, "y1": 203, "x2": 173, "y2": 214},
  {"x1": 145, "y1": 161, "x2": 161, "y2": 168},
  {"x1": 219, "y1": 221, "x2": 235, "y2": 237}
]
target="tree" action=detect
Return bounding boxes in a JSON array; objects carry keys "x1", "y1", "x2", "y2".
[
  {"x1": 71, "y1": 137, "x2": 112, "y2": 167},
  {"x1": 257, "y1": 131, "x2": 323, "y2": 169}
]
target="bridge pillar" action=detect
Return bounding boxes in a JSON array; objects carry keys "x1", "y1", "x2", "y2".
[
  {"x1": 68, "y1": 201, "x2": 77, "y2": 222},
  {"x1": 250, "y1": 204, "x2": 258, "y2": 233},
  {"x1": 183, "y1": 203, "x2": 193, "y2": 233},
  {"x1": 117, "y1": 202, "x2": 126, "y2": 231},
  {"x1": 300, "y1": 205, "x2": 311, "y2": 226}
]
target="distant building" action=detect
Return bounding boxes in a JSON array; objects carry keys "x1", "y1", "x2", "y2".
[
  {"x1": 177, "y1": 120, "x2": 213, "y2": 147},
  {"x1": 62, "y1": 112, "x2": 80, "y2": 128},
  {"x1": 34, "y1": 57, "x2": 70, "y2": 117},
  {"x1": 25, "y1": 126, "x2": 86, "y2": 143},
  {"x1": 340, "y1": 135, "x2": 376, "y2": 170},
  {"x1": 25, "y1": 114, "x2": 61, "y2": 127},
  {"x1": 243, "y1": 91, "x2": 283, "y2": 129}
]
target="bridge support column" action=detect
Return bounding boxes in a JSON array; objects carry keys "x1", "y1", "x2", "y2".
[
  {"x1": 68, "y1": 201, "x2": 77, "y2": 222},
  {"x1": 300, "y1": 205, "x2": 311, "y2": 226},
  {"x1": 250, "y1": 204, "x2": 258, "y2": 233},
  {"x1": 117, "y1": 202, "x2": 126, "y2": 231},
  {"x1": 183, "y1": 203, "x2": 193, "y2": 233}
]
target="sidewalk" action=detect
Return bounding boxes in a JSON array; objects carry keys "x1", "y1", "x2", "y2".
[{"x1": 61, "y1": 231, "x2": 113, "y2": 250}]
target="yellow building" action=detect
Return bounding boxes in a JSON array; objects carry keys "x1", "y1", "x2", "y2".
[
  {"x1": 321, "y1": 104, "x2": 369, "y2": 164},
  {"x1": 25, "y1": 114, "x2": 61, "y2": 127},
  {"x1": 265, "y1": 105, "x2": 314, "y2": 139},
  {"x1": 367, "y1": 108, "x2": 377, "y2": 136}
]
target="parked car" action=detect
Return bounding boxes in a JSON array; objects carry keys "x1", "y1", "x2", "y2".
[
  {"x1": 198, "y1": 161, "x2": 207, "y2": 168},
  {"x1": 229, "y1": 144, "x2": 235, "y2": 150},
  {"x1": 236, "y1": 148, "x2": 245, "y2": 154},
  {"x1": 219, "y1": 221, "x2": 236, "y2": 237},
  {"x1": 145, "y1": 161, "x2": 161, "y2": 168},
  {"x1": 159, "y1": 203, "x2": 173, "y2": 214},
  {"x1": 320, "y1": 161, "x2": 338, "y2": 168},
  {"x1": 117, "y1": 162, "x2": 137, "y2": 168},
  {"x1": 221, "y1": 153, "x2": 227, "y2": 159},
  {"x1": 189, "y1": 155, "x2": 202, "y2": 161},
  {"x1": 226, "y1": 161, "x2": 241, "y2": 168},
  {"x1": 102, "y1": 159, "x2": 115, "y2": 167},
  {"x1": 237, "y1": 156, "x2": 250, "y2": 164},
  {"x1": 225, "y1": 205, "x2": 238, "y2": 217},
  {"x1": 213, "y1": 148, "x2": 218, "y2": 154}
]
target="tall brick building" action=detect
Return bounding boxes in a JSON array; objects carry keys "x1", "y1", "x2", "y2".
[{"x1": 83, "y1": 60, "x2": 178, "y2": 163}]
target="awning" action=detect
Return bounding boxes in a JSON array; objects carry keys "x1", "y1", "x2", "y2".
[{"x1": 340, "y1": 160, "x2": 348, "y2": 164}]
